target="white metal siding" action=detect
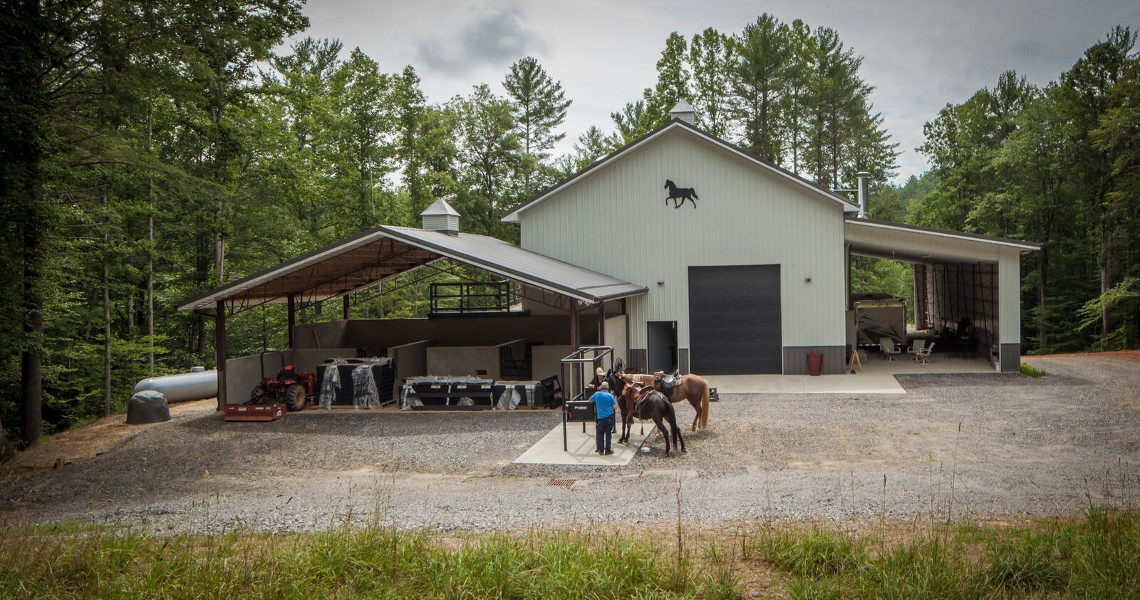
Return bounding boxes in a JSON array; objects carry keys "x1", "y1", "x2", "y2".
[
  {"x1": 998, "y1": 247, "x2": 1021, "y2": 345},
  {"x1": 519, "y1": 128, "x2": 846, "y2": 351}
]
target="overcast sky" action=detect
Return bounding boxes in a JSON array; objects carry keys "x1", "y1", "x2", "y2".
[{"x1": 294, "y1": 0, "x2": 1139, "y2": 184}]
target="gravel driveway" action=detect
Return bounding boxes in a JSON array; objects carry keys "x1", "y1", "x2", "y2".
[{"x1": 2, "y1": 353, "x2": 1137, "y2": 534}]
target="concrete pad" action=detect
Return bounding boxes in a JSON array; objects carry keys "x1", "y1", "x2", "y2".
[
  {"x1": 704, "y1": 374, "x2": 905, "y2": 395},
  {"x1": 513, "y1": 421, "x2": 652, "y2": 466},
  {"x1": 860, "y1": 354, "x2": 997, "y2": 375}
]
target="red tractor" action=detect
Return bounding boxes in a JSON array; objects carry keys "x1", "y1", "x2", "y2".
[{"x1": 249, "y1": 351, "x2": 315, "y2": 412}]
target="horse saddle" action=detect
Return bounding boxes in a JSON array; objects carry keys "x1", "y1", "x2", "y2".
[{"x1": 654, "y1": 369, "x2": 681, "y2": 396}]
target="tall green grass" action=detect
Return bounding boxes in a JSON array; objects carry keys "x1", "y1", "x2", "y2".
[
  {"x1": 3, "y1": 509, "x2": 1137, "y2": 599},
  {"x1": 747, "y1": 508, "x2": 1140, "y2": 600},
  {"x1": 0, "y1": 522, "x2": 740, "y2": 599}
]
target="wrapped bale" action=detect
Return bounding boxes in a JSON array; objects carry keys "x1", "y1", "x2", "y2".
[{"x1": 126, "y1": 390, "x2": 171, "y2": 424}]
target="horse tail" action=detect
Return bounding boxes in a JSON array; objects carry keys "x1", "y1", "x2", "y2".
[
  {"x1": 699, "y1": 380, "x2": 710, "y2": 429},
  {"x1": 692, "y1": 190, "x2": 700, "y2": 200},
  {"x1": 665, "y1": 399, "x2": 685, "y2": 452}
]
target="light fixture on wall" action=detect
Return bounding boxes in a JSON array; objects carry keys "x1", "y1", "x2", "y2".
[
  {"x1": 656, "y1": 281, "x2": 665, "y2": 286},
  {"x1": 804, "y1": 276, "x2": 813, "y2": 283}
]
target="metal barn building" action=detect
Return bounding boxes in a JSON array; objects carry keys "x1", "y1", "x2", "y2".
[
  {"x1": 503, "y1": 109, "x2": 1038, "y2": 376},
  {"x1": 181, "y1": 108, "x2": 1039, "y2": 407}
]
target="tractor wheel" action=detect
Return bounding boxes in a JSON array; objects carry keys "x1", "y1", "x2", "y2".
[
  {"x1": 284, "y1": 384, "x2": 307, "y2": 412},
  {"x1": 249, "y1": 384, "x2": 268, "y2": 405}
]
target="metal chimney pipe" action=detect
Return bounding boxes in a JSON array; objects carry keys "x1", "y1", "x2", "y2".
[{"x1": 856, "y1": 172, "x2": 871, "y2": 219}]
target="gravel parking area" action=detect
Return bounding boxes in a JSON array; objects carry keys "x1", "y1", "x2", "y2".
[{"x1": 2, "y1": 352, "x2": 1137, "y2": 533}]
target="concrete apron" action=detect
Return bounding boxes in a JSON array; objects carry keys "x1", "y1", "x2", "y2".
[
  {"x1": 514, "y1": 420, "x2": 655, "y2": 466},
  {"x1": 704, "y1": 374, "x2": 906, "y2": 394}
]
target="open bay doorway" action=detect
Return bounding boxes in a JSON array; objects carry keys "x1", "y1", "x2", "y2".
[{"x1": 647, "y1": 321, "x2": 677, "y2": 373}]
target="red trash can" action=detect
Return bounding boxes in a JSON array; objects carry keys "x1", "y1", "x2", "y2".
[{"x1": 806, "y1": 353, "x2": 824, "y2": 376}]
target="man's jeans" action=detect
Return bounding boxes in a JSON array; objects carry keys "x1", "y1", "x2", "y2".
[{"x1": 596, "y1": 416, "x2": 614, "y2": 452}]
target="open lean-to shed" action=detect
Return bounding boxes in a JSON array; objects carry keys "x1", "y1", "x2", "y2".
[
  {"x1": 178, "y1": 198, "x2": 646, "y2": 409},
  {"x1": 181, "y1": 103, "x2": 1040, "y2": 408}
]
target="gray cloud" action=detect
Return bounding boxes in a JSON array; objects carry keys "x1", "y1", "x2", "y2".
[{"x1": 416, "y1": 2, "x2": 547, "y2": 74}]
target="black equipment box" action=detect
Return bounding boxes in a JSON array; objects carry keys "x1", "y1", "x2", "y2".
[
  {"x1": 564, "y1": 400, "x2": 596, "y2": 422},
  {"x1": 405, "y1": 377, "x2": 495, "y2": 410}
]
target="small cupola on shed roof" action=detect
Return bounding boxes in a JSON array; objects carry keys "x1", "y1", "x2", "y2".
[
  {"x1": 669, "y1": 99, "x2": 696, "y2": 125},
  {"x1": 420, "y1": 198, "x2": 460, "y2": 236}
]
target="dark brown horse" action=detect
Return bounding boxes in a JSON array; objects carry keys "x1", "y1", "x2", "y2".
[
  {"x1": 617, "y1": 384, "x2": 685, "y2": 455},
  {"x1": 654, "y1": 373, "x2": 711, "y2": 431}
]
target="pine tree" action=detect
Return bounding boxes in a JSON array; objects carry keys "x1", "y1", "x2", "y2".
[
  {"x1": 688, "y1": 28, "x2": 735, "y2": 138},
  {"x1": 503, "y1": 57, "x2": 571, "y2": 195},
  {"x1": 732, "y1": 14, "x2": 790, "y2": 162}
]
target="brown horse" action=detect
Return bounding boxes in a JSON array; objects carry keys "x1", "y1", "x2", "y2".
[
  {"x1": 657, "y1": 373, "x2": 710, "y2": 431},
  {"x1": 617, "y1": 384, "x2": 685, "y2": 455},
  {"x1": 622, "y1": 372, "x2": 710, "y2": 431}
]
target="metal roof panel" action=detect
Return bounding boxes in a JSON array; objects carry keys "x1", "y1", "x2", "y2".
[{"x1": 178, "y1": 226, "x2": 645, "y2": 311}]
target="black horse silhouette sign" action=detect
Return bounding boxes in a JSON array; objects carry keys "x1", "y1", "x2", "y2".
[{"x1": 664, "y1": 179, "x2": 699, "y2": 208}]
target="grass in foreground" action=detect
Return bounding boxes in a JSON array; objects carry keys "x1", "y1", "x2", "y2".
[
  {"x1": 1021, "y1": 362, "x2": 1048, "y2": 377},
  {"x1": 0, "y1": 521, "x2": 738, "y2": 600},
  {"x1": 1, "y1": 509, "x2": 1137, "y2": 599},
  {"x1": 746, "y1": 508, "x2": 1139, "y2": 599}
]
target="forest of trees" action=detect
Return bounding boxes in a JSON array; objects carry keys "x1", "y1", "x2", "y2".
[
  {"x1": 1, "y1": 2, "x2": 1136, "y2": 454},
  {"x1": 911, "y1": 27, "x2": 1140, "y2": 355}
]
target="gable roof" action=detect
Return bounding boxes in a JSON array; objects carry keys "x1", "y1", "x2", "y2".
[
  {"x1": 177, "y1": 225, "x2": 645, "y2": 312},
  {"x1": 502, "y1": 118, "x2": 858, "y2": 223}
]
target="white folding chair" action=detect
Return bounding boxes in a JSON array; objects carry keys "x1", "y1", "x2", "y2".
[
  {"x1": 907, "y1": 339, "x2": 927, "y2": 360},
  {"x1": 879, "y1": 338, "x2": 901, "y2": 362},
  {"x1": 914, "y1": 342, "x2": 935, "y2": 364}
]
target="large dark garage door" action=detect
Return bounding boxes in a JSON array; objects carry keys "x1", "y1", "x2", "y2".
[{"x1": 688, "y1": 265, "x2": 781, "y2": 374}]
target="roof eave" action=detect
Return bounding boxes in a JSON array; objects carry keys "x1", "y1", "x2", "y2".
[{"x1": 845, "y1": 217, "x2": 1041, "y2": 251}]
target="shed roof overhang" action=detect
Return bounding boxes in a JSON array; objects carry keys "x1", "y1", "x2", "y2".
[
  {"x1": 177, "y1": 225, "x2": 646, "y2": 312},
  {"x1": 845, "y1": 217, "x2": 1041, "y2": 264}
]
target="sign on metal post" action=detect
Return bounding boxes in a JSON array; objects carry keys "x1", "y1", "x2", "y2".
[{"x1": 560, "y1": 346, "x2": 614, "y2": 452}]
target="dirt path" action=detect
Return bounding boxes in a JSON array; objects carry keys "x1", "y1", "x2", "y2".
[{"x1": 1, "y1": 399, "x2": 216, "y2": 480}]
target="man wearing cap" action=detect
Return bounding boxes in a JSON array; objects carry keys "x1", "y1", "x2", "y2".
[
  {"x1": 591, "y1": 381, "x2": 618, "y2": 455},
  {"x1": 586, "y1": 366, "x2": 606, "y2": 395}
]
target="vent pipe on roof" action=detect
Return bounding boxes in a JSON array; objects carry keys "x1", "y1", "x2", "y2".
[
  {"x1": 669, "y1": 99, "x2": 696, "y2": 125},
  {"x1": 856, "y1": 172, "x2": 871, "y2": 219},
  {"x1": 420, "y1": 198, "x2": 460, "y2": 236}
]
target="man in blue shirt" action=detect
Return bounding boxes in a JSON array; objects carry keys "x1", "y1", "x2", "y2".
[{"x1": 591, "y1": 381, "x2": 618, "y2": 455}]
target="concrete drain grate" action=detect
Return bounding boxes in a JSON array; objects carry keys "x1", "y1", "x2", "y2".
[{"x1": 547, "y1": 478, "x2": 576, "y2": 488}]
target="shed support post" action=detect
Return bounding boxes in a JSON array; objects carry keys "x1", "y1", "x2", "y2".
[
  {"x1": 342, "y1": 295, "x2": 350, "y2": 320},
  {"x1": 570, "y1": 300, "x2": 580, "y2": 397},
  {"x1": 215, "y1": 300, "x2": 227, "y2": 411},
  {"x1": 287, "y1": 294, "x2": 295, "y2": 349},
  {"x1": 570, "y1": 300, "x2": 579, "y2": 349},
  {"x1": 596, "y1": 303, "x2": 605, "y2": 346}
]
